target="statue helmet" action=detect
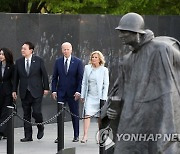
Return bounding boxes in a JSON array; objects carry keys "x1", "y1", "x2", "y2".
[{"x1": 115, "y1": 12, "x2": 146, "y2": 34}]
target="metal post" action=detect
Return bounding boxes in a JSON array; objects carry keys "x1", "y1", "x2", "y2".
[
  {"x1": 99, "y1": 123, "x2": 106, "y2": 154},
  {"x1": 57, "y1": 103, "x2": 64, "y2": 153},
  {"x1": 7, "y1": 106, "x2": 14, "y2": 154},
  {"x1": 56, "y1": 103, "x2": 75, "y2": 154},
  {"x1": 99, "y1": 100, "x2": 106, "y2": 154}
]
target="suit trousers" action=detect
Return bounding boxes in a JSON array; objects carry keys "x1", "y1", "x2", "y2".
[
  {"x1": 59, "y1": 95, "x2": 79, "y2": 138},
  {"x1": 0, "y1": 94, "x2": 13, "y2": 136},
  {"x1": 21, "y1": 90, "x2": 43, "y2": 138}
]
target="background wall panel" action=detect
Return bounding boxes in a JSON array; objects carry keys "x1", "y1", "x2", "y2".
[{"x1": 0, "y1": 14, "x2": 179, "y2": 127}]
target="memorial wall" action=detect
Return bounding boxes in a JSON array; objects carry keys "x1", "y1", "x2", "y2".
[{"x1": 0, "y1": 14, "x2": 179, "y2": 127}]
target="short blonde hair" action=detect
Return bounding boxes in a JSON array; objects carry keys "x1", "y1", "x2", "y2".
[{"x1": 89, "y1": 50, "x2": 105, "y2": 66}]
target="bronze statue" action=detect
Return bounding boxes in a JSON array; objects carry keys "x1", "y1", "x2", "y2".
[{"x1": 104, "y1": 12, "x2": 180, "y2": 154}]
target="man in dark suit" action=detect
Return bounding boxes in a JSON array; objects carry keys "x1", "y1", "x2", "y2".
[
  {"x1": 52, "y1": 42, "x2": 83, "y2": 142},
  {"x1": 12, "y1": 41, "x2": 49, "y2": 142}
]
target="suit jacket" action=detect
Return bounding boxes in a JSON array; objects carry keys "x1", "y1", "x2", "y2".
[
  {"x1": 13, "y1": 55, "x2": 49, "y2": 99},
  {"x1": 81, "y1": 64, "x2": 109, "y2": 101},
  {"x1": 51, "y1": 56, "x2": 84, "y2": 101},
  {"x1": 0, "y1": 62, "x2": 14, "y2": 96}
]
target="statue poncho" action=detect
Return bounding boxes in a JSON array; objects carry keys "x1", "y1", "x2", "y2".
[{"x1": 112, "y1": 30, "x2": 180, "y2": 154}]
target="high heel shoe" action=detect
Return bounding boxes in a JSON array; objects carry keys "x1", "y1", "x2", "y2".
[{"x1": 81, "y1": 139, "x2": 87, "y2": 143}]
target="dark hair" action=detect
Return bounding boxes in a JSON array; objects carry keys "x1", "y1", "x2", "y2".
[
  {"x1": 23, "y1": 41, "x2": 34, "y2": 50},
  {"x1": 0, "y1": 48, "x2": 14, "y2": 65}
]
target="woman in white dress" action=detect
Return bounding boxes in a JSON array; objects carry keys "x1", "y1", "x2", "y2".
[{"x1": 80, "y1": 51, "x2": 109, "y2": 143}]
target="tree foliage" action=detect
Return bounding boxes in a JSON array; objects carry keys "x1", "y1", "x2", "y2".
[
  {"x1": 116, "y1": 0, "x2": 180, "y2": 15},
  {"x1": 0, "y1": 0, "x2": 179, "y2": 15}
]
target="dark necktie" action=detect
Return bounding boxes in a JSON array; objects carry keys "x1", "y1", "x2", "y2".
[
  {"x1": 64, "y1": 58, "x2": 68, "y2": 74},
  {"x1": 26, "y1": 59, "x2": 30, "y2": 75}
]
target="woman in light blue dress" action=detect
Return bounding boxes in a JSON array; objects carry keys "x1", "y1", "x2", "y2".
[{"x1": 80, "y1": 51, "x2": 109, "y2": 143}]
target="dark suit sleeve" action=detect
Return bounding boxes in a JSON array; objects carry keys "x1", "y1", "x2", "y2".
[
  {"x1": 10, "y1": 64, "x2": 15, "y2": 85},
  {"x1": 51, "y1": 60, "x2": 59, "y2": 92},
  {"x1": 12, "y1": 61, "x2": 19, "y2": 92},
  {"x1": 76, "y1": 60, "x2": 84, "y2": 93},
  {"x1": 40, "y1": 58, "x2": 49, "y2": 90}
]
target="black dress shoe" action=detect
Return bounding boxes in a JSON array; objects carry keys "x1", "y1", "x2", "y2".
[
  {"x1": 37, "y1": 126, "x2": 44, "y2": 139},
  {"x1": 2, "y1": 136, "x2": 7, "y2": 139},
  {"x1": 54, "y1": 138, "x2": 58, "y2": 143},
  {"x1": 72, "y1": 137, "x2": 79, "y2": 142},
  {"x1": 20, "y1": 137, "x2": 33, "y2": 142},
  {"x1": 0, "y1": 134, "x2": 6, "y2": 140}
]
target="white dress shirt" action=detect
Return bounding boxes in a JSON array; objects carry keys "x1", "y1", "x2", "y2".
[
  {"x1": 64, "y1": 55, "x2": 71, "y2": 72},
  {"x1": 25, "y1": 54, "x2": 32, "y2": 71}
]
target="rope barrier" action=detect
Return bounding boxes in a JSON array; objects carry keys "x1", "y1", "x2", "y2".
[
  {"x1": 0, "y1": 112, "x2": 15, "y2": 127},
  {"x1": 0, "y1": 105, "x2": 105, "y2": 126}
]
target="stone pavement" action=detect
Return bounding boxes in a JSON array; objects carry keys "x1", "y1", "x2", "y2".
[{"x1": 0, "y1": 120, "x2": 99, "y2": 154}]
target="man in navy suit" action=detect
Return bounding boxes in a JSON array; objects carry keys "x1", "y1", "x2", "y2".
[
  {"x1": 12, "y1": 41, "x2": 49, "y2": 142},
  {"x1": 52, "y1": 42, "x2": 83, "y2": 142}
]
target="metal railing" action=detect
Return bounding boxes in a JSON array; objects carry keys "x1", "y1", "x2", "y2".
[{"x1": 0, "y1": 103, "x2": 107, "y2": 154}]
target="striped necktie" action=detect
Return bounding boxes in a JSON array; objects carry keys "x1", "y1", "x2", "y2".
[
  {"x1": 64, "y1": 58, "x2": 68, "y2": 74},
  {"x1": 26, "y1": 59, "x2": 30, "y2": 75}
]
